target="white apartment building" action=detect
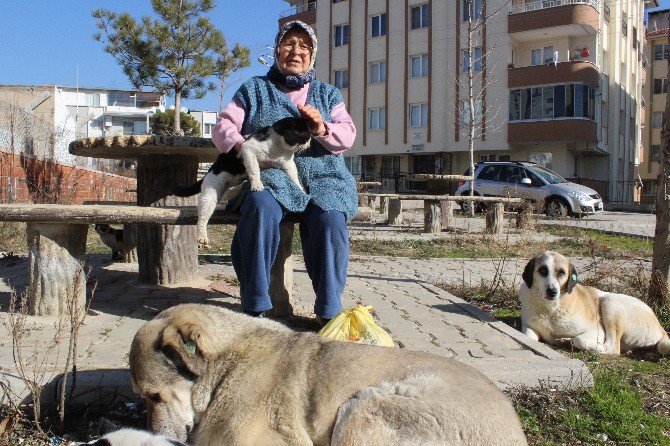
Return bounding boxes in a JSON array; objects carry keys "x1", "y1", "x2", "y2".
[
  {"x1": 188, "y1": 110, "x2": 219, "y2": 138},
  {"x1": 0, "y1": 84, "x2": 164, "y2": 165},
  {"x1": 280, "y1": 0, "x2": 657, "y2": 203}
]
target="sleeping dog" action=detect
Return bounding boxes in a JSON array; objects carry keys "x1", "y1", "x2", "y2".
[
  {"x1": 174, "y1": 117, "x2": 311, "y2": 247},
  {"x1": 519, "y1": 251, "x2": 670, "y2": 355}
]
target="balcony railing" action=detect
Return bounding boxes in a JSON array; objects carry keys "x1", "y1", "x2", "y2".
[
  {"x1": 509, "y1": 0, "x2": 598, "y2": 15},
  {"x1": 279, "y1": 1, "x2": 317, "y2": 18}
]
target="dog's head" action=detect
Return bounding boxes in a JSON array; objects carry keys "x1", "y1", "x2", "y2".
[
  {"x1": 272, "y1": 117, "x2": 312, "y2": 151},
  {"x1": 522, "y1": 251, "x2": 578, "y2": 301},
  {"x1": 94, "y1": 224, "x2": 112, "y2": 235},
  {"x1": 129, "y1": 304, "x2": 276, "y2": 442}
]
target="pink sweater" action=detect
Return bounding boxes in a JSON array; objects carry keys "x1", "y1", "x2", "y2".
[{"x1": 211, "y1": 83, "x2": 355, "y2": 156}]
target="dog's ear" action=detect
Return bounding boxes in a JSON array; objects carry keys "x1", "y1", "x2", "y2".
[
  {"x1": 160, "y1": 324, "x2": 207, "y2": 379},
  {"x1": 566, "y1": 263, "x2": 578, "y2": 294},
  {"x1": 522, "y1": 257, "x2": 536, "y2": 289}
]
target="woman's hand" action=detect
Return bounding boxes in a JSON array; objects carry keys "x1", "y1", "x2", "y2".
[{"x1": 297, "y1": 104, "x2": 326, "y2": 136}]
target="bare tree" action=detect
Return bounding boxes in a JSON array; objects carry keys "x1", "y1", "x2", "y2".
[
  {"x1": 649, "y1": 54, "x2": 670, "y2": 307},
  {"x1": 458, "y1": 0, "x2": 509, "y2": 215}
]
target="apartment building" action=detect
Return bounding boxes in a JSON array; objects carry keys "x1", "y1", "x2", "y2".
[
  {"x1": 280, "y1": 0, "x2": 656, "y2": 203},
  {"x1": 0, "y1": 84, "x2": 164, "y2": 165},
  {"x1": 640, "y1": 8, "x2": 668, "y2": 204},
  {"x1": 188, "y1": 110, "x2": 219, "y2": 138}
]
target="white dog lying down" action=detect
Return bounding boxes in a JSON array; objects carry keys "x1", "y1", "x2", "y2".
[
  {"x1": 129, "y1": 304, "x2": 527, "y2": 445},
  {"x1": 80, "y1": 428, "x2": 187, "y2": 445},
  {"x1": 519, "y1": 251, "x2": 670, "y2": 355}
]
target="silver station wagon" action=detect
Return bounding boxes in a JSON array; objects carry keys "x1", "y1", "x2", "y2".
[{"x1": 455, "y1": 161, "x2": 604, "y2": 218}]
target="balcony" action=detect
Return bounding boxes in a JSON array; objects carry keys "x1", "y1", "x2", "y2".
[
  {"x1": 508, "y1": 0, "x2": 599, "y2": 41},
  {"x1": 279, "y1": 2, "x2": 317, "y2": 27},
  {"x1": 508, "y1": 119, "x2": 597, "y2": 143},
  {"x1": 508, "y1": 61, "x2": 599, "y2": 89}
]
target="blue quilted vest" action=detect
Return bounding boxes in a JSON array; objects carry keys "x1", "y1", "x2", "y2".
[{"x1": 233, "y1": 76, "x2": 358, "y2": 221}]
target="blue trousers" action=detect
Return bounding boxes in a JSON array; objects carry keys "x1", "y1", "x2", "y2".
[{"x1": 231, "y1": 190, "x2": 349, "y2": 319}]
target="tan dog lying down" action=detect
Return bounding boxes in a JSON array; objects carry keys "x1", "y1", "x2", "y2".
[
  {"x1": 130, "y1": 304, "x2": 527, "y2": 445},
  {"x1": 519, "y1": 251, "x2": 670, "y2": 355}
]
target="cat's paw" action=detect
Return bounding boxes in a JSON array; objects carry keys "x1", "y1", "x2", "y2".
[{"x1": 249, "y1": 181, "x2": 265, "y2": 192}]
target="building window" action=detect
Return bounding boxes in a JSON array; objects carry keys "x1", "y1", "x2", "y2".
[
  {"x1": 622, "y1": 18, "x2": 627, "y2": 38},
  {"x1": 86, "y1": 93, "x2": 101, "y2": 107},
  {"x1": 409, "y1": 103, "x2": 428, "y2": 127},
  {"x1": 462, "y1": 0, "x2": 483, "y2": 21},
  {"x1": 654, "y1": 78, "x2": 668, "y2": 94},
  {"x1": 654, "y1": 43, "x2": 669, "y2": 61},
  {"x1": 460, "y1": 99, "x2": 482, "y2": 124},
  {"x1": 204, "y1": 123, "x2": 214, "y2": 135},
  {"x1": 345, "y1": 156, "x2": 362, "y2": 179},
  {"x1": 652, "y1": 145, "x2": 662, "y2": 162},
  {"x1": 410, "y1": 54, "x2": 429, "y2": 78},
  {"x1": 652, "y1": 111, "x2": 665, "y2": 128},
  {"x1": 369, "y1": 107, "x2": 386, "y2": 130},
  {"x1": 371, "y1": 13, "x2": 387, "y2": 37},
  {"x1": 531, "y1": 46, "x2": 553, "y2": 66},
  {"x1": 122, "y1": 121, "x2": 134, "y2": 135},
  {"x1": 462, "y1": 47, "x2": 483, "y2": 72},
  {"x1": 509, "y1": 83, "x2": 595, "y2": 121},
  {"x1": 333, "y1": 70, "x2": 349, "y2": 89},
  {"x1": 361, "y1": 156, "x2": 377, "y2": 181},
  {"x1": 410, "y1": 4, "x2": 429, "y2": 29},
  {"x1": 333, "y1": 0, "x2": 346, "y2": 3},
  {"x1": 369, "y1": 61, "x2": 387, "y2": 83},
  {"x1": 334, "y1": 24, "x2": 349, "y2": 47}
]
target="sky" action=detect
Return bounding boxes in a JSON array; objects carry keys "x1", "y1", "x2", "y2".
[
  {"x1": 1, "y1": 0, "x2": 670, "y2": 113},
  {"x1": 0, "y1": 0, "x2": 287, "y2": 112}
]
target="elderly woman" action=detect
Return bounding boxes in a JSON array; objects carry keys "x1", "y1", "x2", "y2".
[{"x1": 212, "y1": 21, "x2": 357, "y2": 325}]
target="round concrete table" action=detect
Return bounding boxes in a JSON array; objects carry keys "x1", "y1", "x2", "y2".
[{"x1": 69, "y1": 135, "x2": 219, "y2": 285}]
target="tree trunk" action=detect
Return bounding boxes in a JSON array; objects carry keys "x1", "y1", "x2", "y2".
[
  {"x1": 467, "y1": 5, "x2": 476, "y2": 218},
  {"x1": 650, "y1": 62, "x2": 670, "y2": 306},
  {"x1": 173, "y1": 90, "x2": 182, "y2": 135},
  {"x1": 26, "y1": 223, "x2": 87, "y2": 316},
  {"x1": 136, "y1": 154, "x2": 198, "y2": 285}
]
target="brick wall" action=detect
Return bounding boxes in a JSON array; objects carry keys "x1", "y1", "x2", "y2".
[{"x1": 0, "y1": 149, "x2": 136, "y2": 204}]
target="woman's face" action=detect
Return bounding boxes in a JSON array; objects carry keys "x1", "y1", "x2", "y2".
[{"x1": 276, "y1": 28, "x2": 313, "y2": 76}]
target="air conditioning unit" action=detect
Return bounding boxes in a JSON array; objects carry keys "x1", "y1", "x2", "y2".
[{"x1": 104, "y1": 115, "x2": 113, "y2": 127}]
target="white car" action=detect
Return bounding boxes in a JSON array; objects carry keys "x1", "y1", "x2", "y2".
[{"x1": 455, "y1": 162, "x2": 604, "y2": 218}]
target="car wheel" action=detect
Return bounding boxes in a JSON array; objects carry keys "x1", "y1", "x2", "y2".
[
  {"x1": 545, "y1": 198, "x2": 569, "y2": 218},
  {"x1": 460, "y1": 192, "x2": 481, "y2": 214}
]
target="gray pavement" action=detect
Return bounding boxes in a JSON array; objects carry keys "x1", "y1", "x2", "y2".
[{"x1": 0, "y1": 245, "x2": 591, "y2": 406}]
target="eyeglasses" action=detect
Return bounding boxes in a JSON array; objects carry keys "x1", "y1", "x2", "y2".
[{"x1": 280, "y1": 39, "x2": 312, "y2": 55}]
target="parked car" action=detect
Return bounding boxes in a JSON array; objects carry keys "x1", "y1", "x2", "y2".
[{"x1": 454, "y1": 162, "x2": 604, "y2": 218}]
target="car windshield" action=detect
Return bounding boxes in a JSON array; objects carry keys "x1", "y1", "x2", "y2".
[{"x1": 529, "y1": 165, "x2": 566, "y2": 184}]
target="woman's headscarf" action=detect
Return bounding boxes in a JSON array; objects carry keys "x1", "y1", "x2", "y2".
[{"x1": 268, "y1": 20, "x2": 317, "y2": 89}]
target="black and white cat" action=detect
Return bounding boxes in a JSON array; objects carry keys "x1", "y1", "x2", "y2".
[
  {"x1": 94, "y1": 224, "x2": 126, "y2": 261},
  {"x1": 174, "y1": 117, "x2": 312, "y2": 247},
  {"x1": 79, "y1": 428, "x2": 187, "y2": 445}
]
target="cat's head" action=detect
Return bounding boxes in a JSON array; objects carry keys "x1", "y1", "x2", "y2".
[
  {"x1": 272, "y1": 117, "x2": 312, "y2": 151},
  {"x1": 94, "y1": 224, "x2": 112, "y2": 235}
]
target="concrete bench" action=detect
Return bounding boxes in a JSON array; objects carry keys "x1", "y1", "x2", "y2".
[
  {"x1": 364, "y1": 194, "x2": 524, "y2": 234},
  {"x1": 0, "y1": 204, "x2": 296, "y2": 319}
]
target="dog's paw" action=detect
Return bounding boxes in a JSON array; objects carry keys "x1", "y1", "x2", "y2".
[
  {"x1": 198, "y1": 237, "x2": 210, "y2": 249},
  {"x1": 249, "y1": 181, "x2": 265, "y2": 192}
]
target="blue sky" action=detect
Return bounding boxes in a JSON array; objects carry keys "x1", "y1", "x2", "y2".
[
  {"x1": 1, "y1": 0, "x2": 670, "y2": 112},
  {"x1": 0, "y1": 0, "x2": 286, "y2": 112}
]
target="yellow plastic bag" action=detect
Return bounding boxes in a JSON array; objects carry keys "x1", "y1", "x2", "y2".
[{"x1": 318, "y1": 305, "x2": 395, "y2": 347}]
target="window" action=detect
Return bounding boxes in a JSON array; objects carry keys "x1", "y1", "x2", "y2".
[
  {"x1": 461, "y1": 47, "x2": 483, "y2": 72},
  {"x1": 652, "y1": 111, "x2": 665, "y2": 128},
  {"x1": 652, "y1": 145, "x2": 661, "y2": 162},
  {"x1": 122, "y1": 121, "x2": 134, "y2": 135},
  {"x1": 655, "y1": 43, "x2": 669, "y2": 61},
  {"x1": 499, "y1": 155, "x2": 511, "y2": 162},
  {"x1": 369, "y1": 61, "x2": 387, "y2": 83},
  {"x1": 334, "y1": 24, "x2": 349, "y2": 47},
  {"x1": 369, "y1": 107, "x2": 386, "y2": 130},
  {"x1": 508, "y1": 84, "x2": 596, "y2": 121},
  {"x1": 361, "y1": 156, "x2": 376, "y2": 181},
  {"x1": 531, "y1": 46, "x2": 554, "y2": 66},
  {"x1": 333, "y1": 0, "x2": 345, "y2": 3},
  {"x1": 409, "y1": 103, "x2": 428, "y2": 127},
  {"x1": 411, "y1": 4, "x2": 429, "y2": 29},
  {"x1": 371, "y1": 13, "x2": 387, "y2": 37},
  {"x1": 622, "y1": 18, "x2": 628, "y2": 38},
  {"x1": 345, "y1": 156, "x2": 362, "y2": 178},
  {"x1": 204, "y1": 123, "x2": 214, "y2": 135},
  {"x1": 460, "y1": 99, "x2": 482, "y2": 124},
  {"x1": 86, "y1": 93, "x2": 101, "y2": 107},
  {"x1": 410, "y1": 54, "x2": 429, "y2": 77},
  {"x1": 462, "y1": 0, "x2": 483, "y2": 21},
  {"x1": 333, "y1": 69, "x2": 349, "y2": 89},
  {"x1": 654, "y1": 78, "x2": 668, "y2": 94}
]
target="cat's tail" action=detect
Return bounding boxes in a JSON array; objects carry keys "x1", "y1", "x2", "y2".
[{"x1": 173, "y1": 179, "x2": 203, "y2": 197}]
